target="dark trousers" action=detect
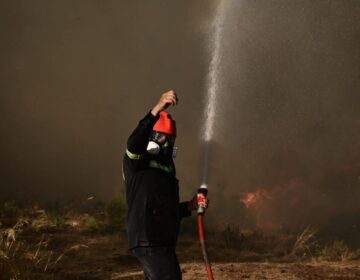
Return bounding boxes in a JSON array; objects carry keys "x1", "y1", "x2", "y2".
[{"x1": 132, "y1": 246, "x2": 182, "y2": 280}]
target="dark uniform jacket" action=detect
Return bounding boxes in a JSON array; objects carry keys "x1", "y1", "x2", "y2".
[{"x1": 123, "y1": 112, "x2": 191, "y2": 249}]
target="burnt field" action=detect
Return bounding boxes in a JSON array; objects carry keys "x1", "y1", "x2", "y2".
[{"x1": 1, "y1": 200, "x2": 360, "y2": 280}]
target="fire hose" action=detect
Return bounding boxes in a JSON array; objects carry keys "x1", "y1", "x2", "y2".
[{"x1": 197, "y1": 185, "x2": 214, "y2": 280}]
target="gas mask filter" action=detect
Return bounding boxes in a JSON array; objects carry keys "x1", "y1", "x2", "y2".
[{"x1": 146, "y1": 141, "x2": 161, "y2": 155}]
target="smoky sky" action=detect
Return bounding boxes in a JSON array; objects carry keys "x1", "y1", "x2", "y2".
[
  {"x1": 0, "y1": 0, "x2": 213, "y2": 202},
  {"x1": 1, "y1": 1, "x2": 360, "y2": 235},
  {"x1": 207, "y1": 0, "x2": 360, "y2": 236}
]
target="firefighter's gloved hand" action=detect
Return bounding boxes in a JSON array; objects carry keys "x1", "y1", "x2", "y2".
[
  {"x1": 151, "y1": 90, "x2": 178, "y2": 116},
  {"x1": 187, "y1": 194, "x2": 209, "y2": 212}
]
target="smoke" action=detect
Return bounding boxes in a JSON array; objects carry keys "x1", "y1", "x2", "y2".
[
  {"x1": 204, "y1": 0, "x2": 360, "y2": 241},
  {"x1": 1, "y1": 1, "x2": 360, "y2": 242},
  {"x1": 0, "y1": 0, "x2": 213, "y2": 202}
]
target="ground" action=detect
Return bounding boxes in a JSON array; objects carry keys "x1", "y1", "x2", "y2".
[
  {"x1": 113, "y1": 262, "x2": 360, "y2": 280},
  {"x1": 14, "y1": 231, "x2": 360, "y2": 280},
  {"x1": 1, "y1": 207, "x2": 359, "y2": 279}
]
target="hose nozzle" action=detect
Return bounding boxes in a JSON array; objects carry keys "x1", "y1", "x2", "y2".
[{"x1": 197, "y1": 184, "x2": 208, "y2": 214}]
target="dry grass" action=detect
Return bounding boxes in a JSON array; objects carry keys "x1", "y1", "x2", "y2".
[
  {"x1": 0, "y1": 202, "x2": 359, "y2": 279},
  {"x1": 319, "y1": 240, "x2": 352, "y2": 261},
  {"x1": 290, "y1": 227, "x2": 318, "y2": 258},
  {"x1": 0, "y1": 219, "x2": 67, "y2": 279}
]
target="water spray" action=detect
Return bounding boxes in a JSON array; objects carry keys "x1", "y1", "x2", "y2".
[
  {"x1": 197, "y1": 0, "x2": 236, "y2": 280},
  {"x1": 197, "y1": 1, "x2": 231, "y2": 279}
]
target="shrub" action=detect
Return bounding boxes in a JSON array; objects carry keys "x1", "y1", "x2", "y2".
[
  {"x1": 82, "y1": 216, "x2": 103, "y2": 233},
  {"x1": 106, "y1": 193, "x2": 127, "y2": 233},
  {"x1": 219, "y1": 224, "x2": 243, "y2": 249},
  {"x1": 0, "y1": 201, "x2": 27, "y2": 227},
  {"x1": 319, "y1": 240, "x2": 351, "y2": 261},
  {"x1": 46, "y1": 211, "x2": 65, "y2": 227}
]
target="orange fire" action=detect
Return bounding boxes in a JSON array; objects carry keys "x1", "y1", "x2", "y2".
[
  {"x1": 240, "y1": 179, "x2": 306, "y2": 230},
  {"x1": 241, "y1": 189, "x2": 273, "y2": 208}
]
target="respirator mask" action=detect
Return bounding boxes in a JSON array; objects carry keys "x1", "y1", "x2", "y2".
[{"x1": 146, "y1": 131, "x2": 177, "y2": 158}]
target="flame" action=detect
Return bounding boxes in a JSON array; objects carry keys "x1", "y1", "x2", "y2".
[
  {"x1": 241, "y1": 189, "x2": 273, "y2": 208},
  {"x1": 240, "y1": 179, "x2": 305, "y2": 230}
]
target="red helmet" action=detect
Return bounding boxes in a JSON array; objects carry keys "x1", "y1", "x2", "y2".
[{"x1": 153, "y1": 111, "x2": 176, "y2": 136}]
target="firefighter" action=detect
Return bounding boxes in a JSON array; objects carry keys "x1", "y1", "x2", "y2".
[{"x1": 123, "y1": 90, "x2": 206, "y2": 280}]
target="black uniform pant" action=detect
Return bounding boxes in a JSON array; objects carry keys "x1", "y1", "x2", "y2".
[{"x1": 132, "y1": 246, "x2": 182, "y2": 280}]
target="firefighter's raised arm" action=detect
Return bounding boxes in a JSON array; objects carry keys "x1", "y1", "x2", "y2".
[{"x1": 151, "y1": 90, "x2": 178, "y2": 116}]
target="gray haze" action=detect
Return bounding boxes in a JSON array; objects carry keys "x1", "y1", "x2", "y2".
[
  {"x1": 0, "y1": 0, "x2": 213, "y2": 201},
  {"x1": 1, "y1": 1, "x2": 360, "y2": 238}
]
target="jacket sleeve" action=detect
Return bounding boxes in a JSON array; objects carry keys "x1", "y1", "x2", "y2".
[
  {"x1": 179, "y1": 201, "x2": 191, "y2": 219},
  {"x1": 126, "y1": 111, "x2": 159, "y2": 158}
]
